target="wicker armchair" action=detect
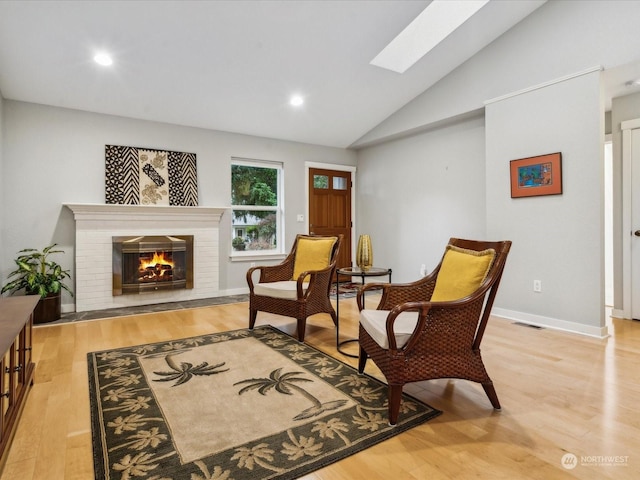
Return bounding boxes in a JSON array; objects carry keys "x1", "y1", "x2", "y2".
[
  {"x1": 357, "y1": 238, "x2": 511, "y2": 425},
  {"x1": 247, "y1": 234, "x2": 342, "y2": 342}
]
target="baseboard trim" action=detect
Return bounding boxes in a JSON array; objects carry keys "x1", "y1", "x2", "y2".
[
  {"x1": 612, "y1": 308, "x2": 628, "y2": 320},
  {"x1": 492, "y1": 308, "x2": 609, "y2": 339}
]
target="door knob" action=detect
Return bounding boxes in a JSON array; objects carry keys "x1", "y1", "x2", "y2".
[{"x1": 635, "y1": 230, "x2": 640, "y2": 237}]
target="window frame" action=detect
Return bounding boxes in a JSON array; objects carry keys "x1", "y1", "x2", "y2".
[{"x1": 230, "y1": 157, "x2": 285, "y2": 260}]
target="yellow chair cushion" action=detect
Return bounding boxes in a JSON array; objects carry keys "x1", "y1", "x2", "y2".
[
  {"x1": 430, "y1": 245, "x2": 496, "y2": 302},
  {"x1": 292, "y1": 237, "x2": 337, "y2": 281}
]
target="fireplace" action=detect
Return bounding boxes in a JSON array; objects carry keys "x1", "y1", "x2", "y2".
[
  {"x1": 113, "y1": 235, "x2": 194, "y2": 295},
  {"x1": 65, "y1": 204, "x2": 225, "y2": 313}
]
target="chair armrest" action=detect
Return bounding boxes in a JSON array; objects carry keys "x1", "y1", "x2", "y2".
[
  {"x1": 383, "y1": 301, "x2": 431, "y2": 350},
  {"x1": 383, "y1": 289, "x2": 488, "y2": 353},
  {"x1": 357, "y1": 271, "x2": 438, "y2": 312},
  {"x1": 356, "y1": 283, "x2": 388, "y2": 311},
  {"x1": 246, "y1": 259, "x2": 295, "y2": 292},
  {"x1": 294, "y1": 262, "x2": 335, "y2": 299},
  {"x1": 246, "y1": 266, "x2": 266, "y2": 291}
]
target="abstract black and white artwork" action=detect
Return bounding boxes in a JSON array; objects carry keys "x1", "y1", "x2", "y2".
[{"x1": 105, "y1": 145, "x2": 198, "y2": 206}]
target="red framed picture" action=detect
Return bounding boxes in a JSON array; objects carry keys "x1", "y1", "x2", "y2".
[{"x1": 510, "y1": 152, "x2": 562, "y2": 198}]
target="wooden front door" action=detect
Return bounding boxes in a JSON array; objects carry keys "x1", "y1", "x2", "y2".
[{"x1": 308, "y1": 168, "x2": 352, "y2": 271}]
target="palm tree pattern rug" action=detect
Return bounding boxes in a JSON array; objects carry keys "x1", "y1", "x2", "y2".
[{"x1": 88, "y1": 325, "x2": 441, "y2": 480}]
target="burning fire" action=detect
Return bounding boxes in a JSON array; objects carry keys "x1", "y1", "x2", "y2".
[
  {"x1": 139, "y1": 251, "x2": 174, "y2": 281},
  {"x1": 140, "y1": 251, "x2": 174, "y2": 270}
]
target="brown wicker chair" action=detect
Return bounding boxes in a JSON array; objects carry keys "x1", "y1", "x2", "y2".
[
  {"x1": 247, "y1": 234, "x2": 343, "y2": 342},
  {"x1": 357, "y1": 238, "x2": 511, "y2": 425}
]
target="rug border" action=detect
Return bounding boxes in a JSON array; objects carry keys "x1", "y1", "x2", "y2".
[
  {"x1": 88, "y1": 352, "x2": 108, "y2": 480},
  {"x1": 87, "y1": 325, "x2": 442, "y2": 480}
]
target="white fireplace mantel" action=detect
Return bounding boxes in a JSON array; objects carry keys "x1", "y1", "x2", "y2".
[
  {"x1": 65, "y1": 203, "x2": 227, "y2": 226},
  {"x1": 64, "y1": 203, "x2": 229, "y2": 313}
]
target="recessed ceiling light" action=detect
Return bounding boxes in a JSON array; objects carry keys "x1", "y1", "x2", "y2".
[
  {"x1": 370, "y1": 0, "x2": 490, "y2": 74},
  {"x1": 93, "y1": 52, "x2": 113, "y2": 66},
  {"x1": 290, "y1": 95, "x2": 304, "y2": 107}
]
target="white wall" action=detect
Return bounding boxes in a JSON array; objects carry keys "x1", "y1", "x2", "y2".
[
  {"x1": 486, "y1": 70, "x2": 605, "y2": 337},
  {"x1": 1, "y1": 101, "x2": 357, "y2": 310},
  {"x1": 356, "y1": 114, "x2": 486, "y2": 282},
  {"x1": 354, "y1": 0, "x2": 640, "y2": 148}
]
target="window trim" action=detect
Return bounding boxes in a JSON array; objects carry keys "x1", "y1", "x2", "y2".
[{"x1": 230, "y1": 157, "x2": 284, "y2": 258}]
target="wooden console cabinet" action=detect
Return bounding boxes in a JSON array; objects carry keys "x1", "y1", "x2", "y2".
[{"x1": 0, "y1": 296, "x2": 38, "y2": 467}]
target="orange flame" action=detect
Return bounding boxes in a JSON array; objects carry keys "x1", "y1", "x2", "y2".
[{"x1": 139, "y1": 251, "x2": 174, "y2": 271}]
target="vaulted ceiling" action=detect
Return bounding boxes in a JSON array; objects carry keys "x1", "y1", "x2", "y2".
[{"x1": 0, "y1": 1, "x2": 548, "y2": 148}]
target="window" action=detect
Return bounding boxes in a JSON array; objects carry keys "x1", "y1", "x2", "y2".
[
  {"x1": 313, "y1": 173, "x2": 347, "y2": 190},
  {"x1": 313, "y1": 174, "x2": 329, "y2": 189},
  {"x1": 231, "y1": 158, "x2": 283, "y2": 255}
]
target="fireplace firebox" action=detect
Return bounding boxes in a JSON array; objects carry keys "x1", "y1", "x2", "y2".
[{"x1": 112, "y1": 235, "x2": 194, "y2": 295}]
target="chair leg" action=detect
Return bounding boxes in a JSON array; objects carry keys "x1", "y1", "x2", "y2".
[
  {"x1": 249, "y1": 309, "x2": 257, "y2": 330},
  {"x1": 357, "y1": 346, "x2": 368, "y2": 373},
  {"x1": 482, "y1": 381, "x2": 501, "y2": 410},
  {"x1": 296, "y1": 318, "x2": 306, "y2": 342},
  {"x1": 388, "y1": 384, "x2": 403, "y2": 426}
]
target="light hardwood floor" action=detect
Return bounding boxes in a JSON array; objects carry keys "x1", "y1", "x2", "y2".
[{"x1": 1, "y1": 296, "x2": 639, "y2": 479}]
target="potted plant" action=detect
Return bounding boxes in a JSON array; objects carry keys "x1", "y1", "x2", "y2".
[
  {"x1": 232, "y1": 236, "x2": 246, "y2": 251},
  {"x1": 1, "y1": 244, "x2": 73, "y2": 324}
]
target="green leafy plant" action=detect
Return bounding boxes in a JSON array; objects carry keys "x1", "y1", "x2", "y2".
[
  {"x1": 1, "y1": 244, "x2": 73, "y2": 298},
  {"x1": 232, "y1": 236, "x2": 246, "y2": 251}
]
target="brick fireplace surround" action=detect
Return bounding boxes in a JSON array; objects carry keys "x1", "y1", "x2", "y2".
[{"x1": 65, "y1": 204, "x2": 227, "y2": 313}]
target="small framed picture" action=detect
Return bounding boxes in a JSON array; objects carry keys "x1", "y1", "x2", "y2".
[{"x1": 510, "y1": 152, "x2": 562, "y2": 198}]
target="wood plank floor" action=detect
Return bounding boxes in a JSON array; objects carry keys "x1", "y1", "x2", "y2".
[{"x1": 1, "y1": 296, "x2": 639, "y2": 479}]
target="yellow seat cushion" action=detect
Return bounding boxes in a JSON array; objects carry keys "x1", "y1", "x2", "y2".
[
  {"x1": 430, "y1": 245, "x2": 496, "y2": 302},
  {"x1": 292, "y1": 237, "x2": 337, "y2": 281}
]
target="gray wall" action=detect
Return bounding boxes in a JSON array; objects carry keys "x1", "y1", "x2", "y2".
[
  {"x1": 357, "y1": 114, "x2": 486, "y2": 282},
  {"x1": 1, "y1": 100, "x2": 357, "y2": 309},
  {"x1": 486, "y1": 70, "x2": 604, "y2": 334},
  {"x1": 356, "y1": 71, "x2": 606, "y2": 336}
]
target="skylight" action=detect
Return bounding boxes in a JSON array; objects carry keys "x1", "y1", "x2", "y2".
[{"x1": 370, "y1": 0, "x2": 490, "y2": 74}]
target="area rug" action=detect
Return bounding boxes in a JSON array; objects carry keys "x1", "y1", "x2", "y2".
[
  {"x1": 88, "y1": 325, "x2": 441, "y2": 480},
  {"x1": 330, "y1": 282, "x2": 361, "y2": 299}
]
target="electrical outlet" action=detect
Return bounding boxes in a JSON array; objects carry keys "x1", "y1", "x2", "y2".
[
  {"x1": 533, "y1": 280, "x2": 542, "y2": 292},
  {"x1": 420, "y1": 264, "x2": 426, "y2": 276},
  {"x1": 250, "y1": 262, "x2": 256, "y2": 268}
]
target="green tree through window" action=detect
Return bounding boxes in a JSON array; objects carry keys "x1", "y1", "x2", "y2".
[{"x1": 231, "y1": 161, "x2": 282, "y2": 252}]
